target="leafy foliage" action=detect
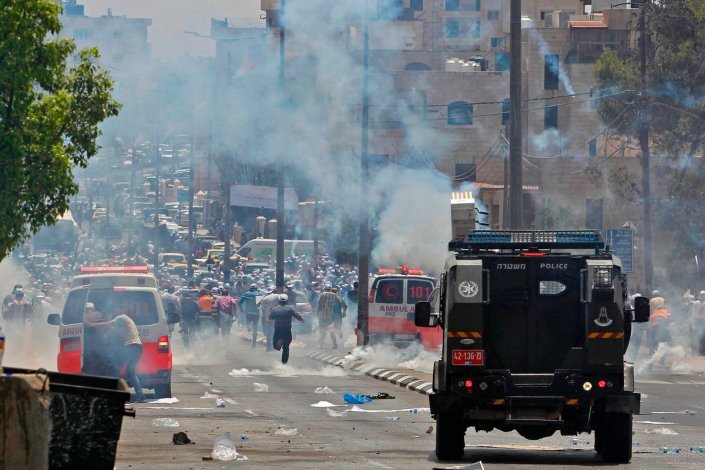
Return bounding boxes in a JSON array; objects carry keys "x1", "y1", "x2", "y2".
[
  {"x1": 0, "y1": 0, "x2": 120, "y2": 260},
  {"x1": 594, "y1": 0, "x2": 705, "y2": 272}
]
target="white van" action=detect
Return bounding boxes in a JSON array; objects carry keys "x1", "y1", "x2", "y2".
[{"x1": 238, "y1": 238, "x2": 324, "y2": 261}]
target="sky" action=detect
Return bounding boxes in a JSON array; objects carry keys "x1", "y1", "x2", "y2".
[{"x1": 80, "y1": 0, "x2": 264, "y2": 57}]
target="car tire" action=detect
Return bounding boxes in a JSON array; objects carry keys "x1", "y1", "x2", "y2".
[
  {"x1": 154, "y1": 383, "x2": 172, "y2": 399},
  {"x1": 435, "y1": 412, "x2": 465, "y2": 461},
  {"x1": 596, "y1": 412, "x2": 632, "y2": 463}
]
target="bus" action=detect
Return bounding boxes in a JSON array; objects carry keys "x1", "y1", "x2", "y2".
[
  {"x1": 30, "y1": 211, "x2": 79, "y2": 255},
  {"x1": 237, "y1": 238, "x2": 324, "y2": 262}
]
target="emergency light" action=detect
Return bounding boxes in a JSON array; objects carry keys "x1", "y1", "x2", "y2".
[{"x1": 80, "y1": 265, "x2": 150, "y2": 274}]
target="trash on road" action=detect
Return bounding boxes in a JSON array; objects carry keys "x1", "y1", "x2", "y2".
[
  {"x1": 275, "y1": 427, "x2": 299, "y2": 436},
  {"x1": 373, "y1": 392, "x2": 395, "y2": 399},
  {"x1": 343, "y1": 393, "x2": 373, "y2": 404},
  {"x1": 229, "y1": 368, "x2": 264, "y2": 377},
  {"x1": 570, "y1": 438, "x2": 590, "y2": 445},
  {"x1": 152, "y1": 418, "x2": 180, "y2": 427},
  {"x1": 240, "y1": 434, "x2": 249, "y2": 441},
  {"x1": 310, "y1": 401, "x2": 345, "y2": 408},
  {"x1": 314, "y1": 386, "x2": 335, "y2": 394},
  {"x1": 347, "y1": 406, "x2": 432, "y2": 414},
  {"x1": 200, "y1": 392, "x2": 219, "y2": 399},
  {"x1": 253, "y1": 383, "x2": 269, "y2": 392},
  {"x1": 172, "y1": 432, "x2": 194, "y2": 445},
  {"x1": 386, "y1": 416, "x2": 400, "y2": 421},
  {"x1": 426, "y1": 426, "x2": 434, "y2": 434},
  {"x1": 216, "y1": 398, "x2": 226, "y2": 408},
  {"x1": 326, "y1": 408, "x2": 349, "y2": 417},
  {"x1": 690, "y1": 446, "x2": 705, "y2": 453},
  {"x1": 651, "y1": 410, "x2": 697, "y2": 416},
  {"x1": 211, "y1": 433, "x2": 248, "y2": 461},
  {"x1": 432, "y1": 461, "x2": 484, "y2": 470},
  {"x1": 660, "y1": 447, "x2": 682, "y2": 454},
  {"x1": 645, "y1": 428, "x2": 678, "y2": 435},
  {"x1": 148, "y1": 397, "x2": 179, "y2": 404}
]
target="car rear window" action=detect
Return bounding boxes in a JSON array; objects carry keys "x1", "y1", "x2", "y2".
[
  {"x1": 62, "y1": 288, "x2": 160, "y2": 325},
  {"x1": 374, "y1": 279, "x2": 404, "y2": 304},
  {"x1": 407, "y1": 279, "x2": 434, "y2": 303}
]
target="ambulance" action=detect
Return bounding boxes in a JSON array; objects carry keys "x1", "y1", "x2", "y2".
[
  {"x1": 368, "y1": 266, "x2": 441, "y2": 350},
  {"x1": 48, "y1": 266, "x2": 173, "y2": 397}
]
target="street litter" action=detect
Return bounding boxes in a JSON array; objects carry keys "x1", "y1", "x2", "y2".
[
  {"x1": 690, "y1": 446, "x2": 705, "y2": 453},
  {"x1": 229, "y1": 368, "x2": 265, "y2": 377},
  {"x1": 253, "y1": 382, "x2": 269, "y2": 392},
  {"x1": 310, "y1": 401, "x2": 346, "y2": 408},
  {"x1": 426, "y1": 426, "x2": 434, "y2": 434},
  {"x1": 635, "y1": 420, "x2": 676, "y2": 425},
  {"x1": 211, "y1": 433, "x2": 248, "y2": 461},
  {"x1": 645, "y1": 428, "x2": 678, "y2": 435},
  {"x1": 216, "y1": 398, "x2": 226, "y2": 407},
  {"x1": 327, "y1": 408, "x2": 349, "y2": 417},
  {"x1": 172, "y1": 432, "x2": 194, "y2": 445},
  {"x1": 347, "y1": 406, "x2": 432, "y2": 414},
  {"x1": 660, "y1": 447, "x2": 682, "y2": 454},
  {"x1": 570, "y1": 438, "x2": 590, "y2": 445},
  {"x1": 210, "y1": 388, "x2": 223, "y2": 393},
  {"x1": 240, "y1": 434, "x2": 249, "y2": 441},
  {"x1": 148, "y1": 397, "x2": 179, "y2": 404},
  {"x1": 275, "y1": 427, "x2": 299, "y2": 436},
  {"x1": 200, "y1": 392, "x2": 219, "y2": 399},
  {"x1": 432, "y1": 462, "x2": 484, "y2": 470},
  {"x1": 386, "y1": 417, "x2": 400, "y2": 421},
  {"x1": 152, "y1": 418, "x2": 180, "y2": 427},
  {"x1": 651, "y1": 410, "x2": 697, "y2": 416},
  {"x1": 343, "y1": 393, "x2": 373, "y2": 404},
  {"x1": 314, "y1": 386, "x2": 335, "y2": 394}
]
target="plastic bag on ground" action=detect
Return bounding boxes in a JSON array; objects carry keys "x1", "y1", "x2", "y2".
[
  {"x1": 200, "y1": 392, "x2": 219, "y2": 399},
  {"x1": 327, "y1": 408, "x2": 349, "y2": 417},
  {"x1": 152, "y1": 418, "x2": 180, "y2": 427},
  {"x1": 253, "y1": 383, "x2": 269, "y2": 392},
  {"x1": 314, "y1": 386, "x2": 335, "y2": 395},
  {"x1": 148, "y1": 397, "x2": 179, "y2": 404},
  {"x1": 275, "y1": 427, "x2": 299, "y2": 436},
  {"x1": 211, "y1": 433, "x2": 248, "y2": 461},
  {"x1": 645, "y1": 428, "x2": 678, "y2": 435},
  {"x1": 310, "y1": 401, "x2": 344, "y2": 408},
  {"x1": 216, "y1": 398, "x2": 226, "y2": 408},
  {"x1": 343, "y1": 393, "x2": 372, "y2": 404}
]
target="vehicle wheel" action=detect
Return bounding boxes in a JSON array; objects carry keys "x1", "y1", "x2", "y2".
[
  {"x1": 595, "y1": 412, "x2": 632, "y2": 463},
  {"x1": 435, "y1": 413, "x2": 465, "y2": 461},
  {"x1": 154, "y1": 383, "x2": 172, "y2": 399}
]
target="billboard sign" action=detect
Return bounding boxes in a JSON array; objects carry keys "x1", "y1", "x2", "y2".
[{"x1": 229, "y1": 185, "x2": 299, "y2": 211}]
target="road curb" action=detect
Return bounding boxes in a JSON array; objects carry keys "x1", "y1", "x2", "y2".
[
  {"x1": 306, "y1": 351, "x2": 434, "y2": 396},
  {"x1": 238, "y1": 332, "x2": 434, "y2": 396}
]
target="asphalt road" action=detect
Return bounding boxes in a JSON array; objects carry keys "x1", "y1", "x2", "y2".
[{"x1": 114, "y1": 327, "x2": 705, "y2": 469}]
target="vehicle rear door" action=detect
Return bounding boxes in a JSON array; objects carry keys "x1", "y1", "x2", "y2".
[{"x1": 486, "y1": 256, "x2": 581, "y2": 373}]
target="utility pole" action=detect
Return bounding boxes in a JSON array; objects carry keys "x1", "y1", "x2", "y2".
[
  {"x1": 357, "y1": 1, "x2": 371, "y2": 346},
  {"x1": 508, "y1": 0, "x2": 523, "y2": 229},
  {"x1": 313, "y1": 198, "x2": 319, "y2": 270},
  {"x1": 638, "y1": 2, "x2": 653, "y2": 294},
  {"x1": 187, "y1": 135, "x2": 195, "y2": 278},
  {"x1": 275, "y1": 0, "x2": 286, "y2": 290}
]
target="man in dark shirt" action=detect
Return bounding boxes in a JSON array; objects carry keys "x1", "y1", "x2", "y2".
[{"x1": 268, "y1": 294, "x2": 304, "y2": 364}]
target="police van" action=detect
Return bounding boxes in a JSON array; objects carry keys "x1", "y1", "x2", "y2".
[
  {"x1": 415, "y1": 230, "x2": 649, "y2": 463},
  {"x1": 368, "y1": 266, "x2": 441, "y2": 350},
  {"x1": 48, "y1": 266, "x2": 173, "y2": 397}
]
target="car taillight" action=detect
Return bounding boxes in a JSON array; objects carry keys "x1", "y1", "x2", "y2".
[
  {"x1": 158, "y1": 335, "x2": 169, "y2": 353},
  {"x1": 464, "y1": 379, "x2": 473, "y2": 394},
  {"x1": 369, "y1": 289, "x2": 375, "y2": 304}
]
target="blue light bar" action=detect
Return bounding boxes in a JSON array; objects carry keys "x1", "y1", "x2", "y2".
[{"x1": 449, "y1": 230, "x2": 604, "y2": 250}]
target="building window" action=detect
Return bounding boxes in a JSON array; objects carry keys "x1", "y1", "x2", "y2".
[
  {"x1": 411, "y1": 0, "x2": 424, "y2": 10},
  {"x1": 491, "y1": 37, "x2": 505, "y2": 48},
  {"x1": 474, "y1": 20, "x2": 481, "y2": 38},
  {"x1": 73, "y1": 29, "x2": 93, "y2": 40},
  {"x1": 405, "y1": 62, "x2": 432, "y2": 71},
  {"x1": 455, "y1": 164, "x2": 477, "y2": 182},
  {"x1": 378, "y1": 0, "x2": 403, "y2": 20},
  {"x1": 544, "y1": 105, "x2": 558, "y2": 130},
  {"x1": 448, "y1": 101, "x2": 473, "y2": 125},
  {"x1": 544, "y1": 54, "x2": 559, "y2": 90},
  {"x1": 501, "y1": 98, "x2": 510, "y2": 126},
  {"x1": 495, "y1": 52, "x2": 509, "y2": 71},
  {"x1": 112, "y1": 30, "x2": 124, "y2": 38},
  {"x1": 445, "y1": 20, "x2": 460, "y2": 38},
  {"x1": 446, "y1": 0, "x2": 459, "y2": 11},
  {"x1": 475, "y1": 0, "x2": 482, "y2": 11},
  {"x1": 488, "y1": 10, "x2": 500, "y2": 20},
  {"x1": 589, "y1": 138, "x2": 597, "y2": 157}
]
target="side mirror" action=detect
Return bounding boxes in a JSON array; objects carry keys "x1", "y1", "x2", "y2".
[
  {"x1": 415, "y1": 301, "x2": 438, "y2": 327},
  {"x1": 632, "y1": 296, "x2": 650, "y2": 323},
  {"x1": 47, "y1": 313, "x2": 61, "y2": 326}
]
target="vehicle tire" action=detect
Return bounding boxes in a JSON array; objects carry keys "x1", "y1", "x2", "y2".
[
  {"x1": 154, "y1": 383, "x2": 172, "y2": 399},
  {"x1": 435, "y1": 413, "x2": 465, "y2": 461},
  {"x1": 596, "y1": 412, "x2": 632, "y2": 463}
]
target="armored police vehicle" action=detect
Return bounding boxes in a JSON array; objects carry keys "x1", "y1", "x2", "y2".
[{"x1": 415, "y1": 230, "x2": 649, "y2": 463}]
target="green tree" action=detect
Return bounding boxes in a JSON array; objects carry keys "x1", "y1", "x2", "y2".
[
  {"x1": 594, "y1": 0, "x2": 705, "y2": 281},
  {"x1": 0, "y1": 0, "x2": 120, "y2": 260}
]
